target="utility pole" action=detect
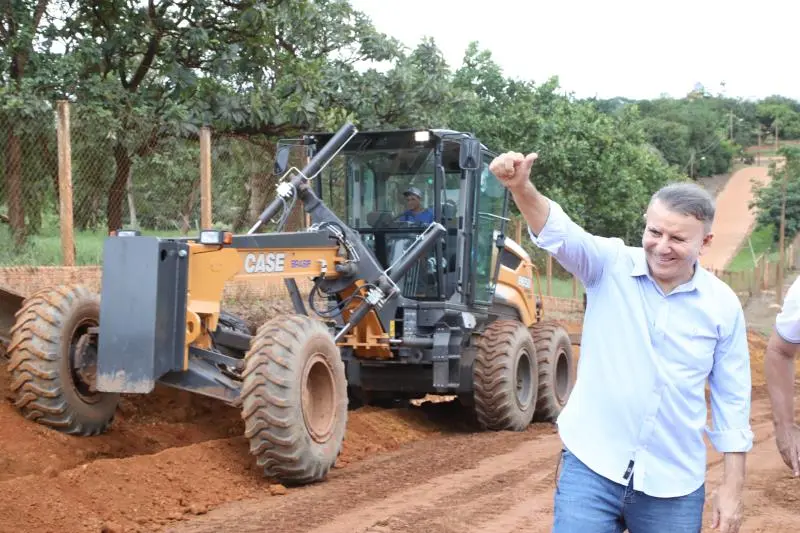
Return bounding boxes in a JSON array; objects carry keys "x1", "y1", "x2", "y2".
[
  {"x1": 778, "y1": 165, "x2": 788, "y2": 305},
  {"x1": 729, "y1": 109, "x2": 734, "y2": 140}
]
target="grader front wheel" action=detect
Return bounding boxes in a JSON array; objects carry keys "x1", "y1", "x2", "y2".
[
  {"x1": 6, "y1": 285, "x2": 120, "y2": 436},
  {"x1": 241, "y1": 314, "x2": 348, "y2": 486}
]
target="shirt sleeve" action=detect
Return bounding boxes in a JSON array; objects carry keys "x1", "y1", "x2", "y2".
[
  {"x1": 706, "y1": 306, "x2": 754, "y2": 453},
  {"x1": 527, "y1": 198, "x2": 624, "y2": 288},
  {"x1": 775, "y1": 276, "x2": 800, "y2": 344}
]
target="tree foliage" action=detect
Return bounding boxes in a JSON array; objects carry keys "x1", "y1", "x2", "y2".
[
  {"x1": 2, "y1": 0, "x2": 799, "y2": 251},
  {"x1": 750, "y1": 147, "x2": 800, "y2": 245}
]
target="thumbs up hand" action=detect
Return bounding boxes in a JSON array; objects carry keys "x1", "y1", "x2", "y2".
[{"x1": 489, "y1": 152, "x2": 538, "y2": 193}]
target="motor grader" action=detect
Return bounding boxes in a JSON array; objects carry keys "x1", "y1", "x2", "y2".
[{"x1": 1, "y1": 122, "x2": 576, "y2": 487}]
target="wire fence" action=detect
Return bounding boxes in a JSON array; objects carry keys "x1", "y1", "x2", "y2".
[
  {"x1": 0, "y1": 101, "x2": 310, "y2": 266},
  {"x1": 712, "y1": 239, "x2": 800, "y2": 307},
  {"x1": 0, "y1": 104, "x2": 59, "y2": 254}
]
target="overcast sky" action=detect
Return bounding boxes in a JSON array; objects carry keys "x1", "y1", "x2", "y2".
[{"x1": 348, "y1": 0, "x2": 799, "y2": 101}]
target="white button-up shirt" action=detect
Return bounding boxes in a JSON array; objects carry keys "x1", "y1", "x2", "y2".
[
  {"x1": 775, "y1": 276, "x2": 800, "y2": 343},
  {"x1": 530, "y1": 199, "x2": 753, "y2": 498}
]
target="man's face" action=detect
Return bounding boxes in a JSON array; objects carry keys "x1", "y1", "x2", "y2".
[
  {"x1": 641, "y1": 199, "x2": 713, "y2": 287},
  {"x1": 405, "y1": 193, "x2": 421, "y2": 211}
]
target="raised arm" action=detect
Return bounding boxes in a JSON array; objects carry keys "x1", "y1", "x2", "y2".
[{"x1": 490, "y1": 152, "x2": 622, "y2": 288}]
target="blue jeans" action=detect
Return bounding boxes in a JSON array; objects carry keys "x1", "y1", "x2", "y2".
[{"x1": 553, "y1": 448, "x2": 705, "y2": 533}]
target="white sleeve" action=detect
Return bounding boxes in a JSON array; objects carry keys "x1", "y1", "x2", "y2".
[{"x1": 775, "y1": 277, "x2": 800, "y2": 344}]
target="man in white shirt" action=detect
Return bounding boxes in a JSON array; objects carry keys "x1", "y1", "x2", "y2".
[
  {"x1": 490, "y1": 151, "x2": 753, "y2": 533},
  {"x1": 765, "y1": 276, "x2": 800, "y2": 476}
]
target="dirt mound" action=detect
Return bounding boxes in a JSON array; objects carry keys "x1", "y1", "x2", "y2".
[
  {"x1": 0, "y1": 369, "x2": 245, "y2": 483},
  {"x1": 0, "y1": 354, "x2": 456, "y2": 533}
]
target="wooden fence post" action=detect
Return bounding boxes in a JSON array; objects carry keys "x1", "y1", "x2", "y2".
[
  {"x1": 56, "y1": 100, "x2": 75, "y2": 266},
  {"x1": 200, "y1": 126, "x2": 212, "y2": 228}
]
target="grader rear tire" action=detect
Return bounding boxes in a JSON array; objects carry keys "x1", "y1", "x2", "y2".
[
  {"x1": 241, "y1": 314, "x2": 347, "y2": 486},
  {"x1": 473, "y1": 320, "x2": 538, "y2": 431},
  {"x1": 530, "y1": 321, "x2": 575, "y2": 422},
  {"x1": 6, "y1": 285, "x2": 119, "y2": 436}
]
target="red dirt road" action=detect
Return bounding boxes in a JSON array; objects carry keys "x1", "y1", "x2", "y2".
[
  {"x1": 0, "y1": 311, "x2": 796, "y2": 532},
  {"x1": 170, "y1": 387, "x2": 798, "y2": 533},
  {"x1": 700, "y1": 165, "x2": 773, "y2": 272}
]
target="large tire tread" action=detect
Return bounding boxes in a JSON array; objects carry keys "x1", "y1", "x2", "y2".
[
  {"x1": 6, "y1": 284, "x2": 118, "y2": 436},
  {"x1": 473, "y1": 320, "x2": 538, "y2": 431},
  {"x1": 530, "y1": 321, "x2": 575, "y2": 422},
  {"x1": 241, "y1": 314, "x2": 347, "y2": 486}
]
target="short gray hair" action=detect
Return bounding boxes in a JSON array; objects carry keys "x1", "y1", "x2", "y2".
[{"x1": 648, "y1": 182, "x2": 716, "y2": 234}]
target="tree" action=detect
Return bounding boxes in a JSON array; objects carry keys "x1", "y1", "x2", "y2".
[
  {"x1": 447, "y1": 43, "x2": 684, "y2": 244},
  {"x1": 750, "y1": 146, "x2": 800, "y2": 245},
  {"x1": 57, "y1": 0, "x2": 401, "y2": 231},
  {"x1": 0, "y1": 0, "x2": 55, "y2": 245},
  {"x1": 757, "y1": 99, "x2": 800, "y2": 140}
]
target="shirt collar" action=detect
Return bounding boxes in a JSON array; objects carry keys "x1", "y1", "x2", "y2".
[{"x1": 630, "y1": 249, "x2": 704, "y2": 294}]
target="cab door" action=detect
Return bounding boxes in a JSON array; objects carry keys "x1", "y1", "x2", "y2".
[{"x1": 470, "y1": 153, "x2": 509, "y2": 306}]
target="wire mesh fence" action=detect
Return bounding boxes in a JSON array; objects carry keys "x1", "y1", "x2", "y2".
[
  {"x1": 0, "y1": 105, "x2": 59, "y2": 261},
  {"x1": 0, "y1": 101, "x2": 310, "y2": 266}
]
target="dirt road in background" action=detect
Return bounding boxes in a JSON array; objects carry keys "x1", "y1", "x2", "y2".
[{"x1": 700, "y1": 165, "x2": 773, "y2": 271}]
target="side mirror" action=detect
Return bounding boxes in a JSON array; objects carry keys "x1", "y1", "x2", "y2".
[
  {"x1": 274, "y1": 145, "x2": 291, "y2": 175},
  {"x1": 459, "y1": 138, "x2": 481, "y2": 170}
]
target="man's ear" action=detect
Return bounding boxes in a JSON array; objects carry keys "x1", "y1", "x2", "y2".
[{"x1": 701, "y1": 232, "x2": 714, "y2": 251}]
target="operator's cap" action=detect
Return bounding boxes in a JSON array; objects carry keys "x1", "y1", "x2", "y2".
[{"x1": 403, "y1": 186, "x2": 423, "y2": 199}]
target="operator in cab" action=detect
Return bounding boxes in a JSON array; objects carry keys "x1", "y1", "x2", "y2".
[{"x1": 396, "y1": 186, "x2": 434, "y2": 225}]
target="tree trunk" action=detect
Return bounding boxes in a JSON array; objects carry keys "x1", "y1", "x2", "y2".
[
  {"x1": 5, "y1": 129, "x2": 26, "y2": 246},
  {"x1": 247, "y1": 172, "x2": 272, "y2": 224},
  {"x1": 108, "y1": 141, "x2": 131, "y2": 232},
  {"x1": 125, "y1": 165, "x2": 138, "y2": 229}
]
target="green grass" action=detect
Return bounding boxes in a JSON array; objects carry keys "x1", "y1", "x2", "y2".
[
  {"x1": 726, "y1": 224, "x2": 777, "y2": 272},
  {"x1": 0, "y1": 225, "x2": 180, "y2": 266},
  {"x1": 540, "y1": 276, "x2": 585, "y2": 299}
]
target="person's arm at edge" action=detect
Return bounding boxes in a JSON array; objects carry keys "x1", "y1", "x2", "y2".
[
  {"x1": 765, "y1": 333, "x2": 797, "y2": 436},
  {"x1": 765, "y1": 277, "x2": 800, "y2": 475}
]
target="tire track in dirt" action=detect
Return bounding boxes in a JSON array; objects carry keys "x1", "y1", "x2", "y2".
[
  {"x1": 167, "y1": 424, "x2": 561, "y2": 533},
  {"x1": 345, "y1": 440, "x2": 562, "y2": 533},
  {"x1": 171, "y1": 395, "x2": 790, "y2": 533}
]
